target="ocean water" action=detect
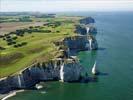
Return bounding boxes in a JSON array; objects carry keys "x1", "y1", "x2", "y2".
[{"x1": 8, "y1": 12, "x2": 133, "y2": 100}]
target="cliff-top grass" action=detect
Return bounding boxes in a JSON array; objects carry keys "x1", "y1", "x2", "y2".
[{"x1": 0, "y1": 16, "x2": 82, "y2": 78}]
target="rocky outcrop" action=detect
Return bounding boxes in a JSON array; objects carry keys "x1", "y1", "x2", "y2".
[
  {"x1": 75, "y1": 25, "x2": 97, "y2": 36},
  {"x1": 80, "y1": 17, "x2": 95, "y2": 24}
]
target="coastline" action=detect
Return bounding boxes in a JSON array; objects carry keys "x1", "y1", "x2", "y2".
[
  {"x1": 0, "y1": 17, "x2": 97, "y2": 96},
  {"x1": 0, "y1": 90, "x2": 24, "y2": 100}
]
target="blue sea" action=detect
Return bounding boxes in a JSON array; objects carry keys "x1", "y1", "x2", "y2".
[{"x1": 8, "y1": 12, "x2": 133, "y2": 100}]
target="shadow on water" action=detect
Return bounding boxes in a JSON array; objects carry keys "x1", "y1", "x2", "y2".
[
  {"x1": 72, "y1": 69, "x2": 109, "y2": 84},
  {"x1": 79, "y1": 72, "x2": 109, "y2": 84},
  {"x1": 79, "y1": 75, "x2": 99, "y2": 83},
  {"x1": 98, "y1": 72, "x2": 109, "y2": 76},
  {"x1": 89, "y1": 75, "x2": 99, "y2": 82},
  {"x1": 97, "y1": 47, "x2": 106, "y2": 51}
]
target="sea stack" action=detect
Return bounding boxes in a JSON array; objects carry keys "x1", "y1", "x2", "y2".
[{"x1": 92, "y1": 61, "x2": 99, "y2": 75}]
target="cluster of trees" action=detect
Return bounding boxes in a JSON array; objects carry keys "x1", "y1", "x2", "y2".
[
  {"x1": 14, "y1": 42, "x2": 27, "y2": 48},
  {"x1": 0, "y1": 46, "x2": 5, "y2": 50},
  {"x1": 28, "y1": 26, "x2": 51, "y2": 33},
  {"x1": 1, "y1": 25, "x2": 53, "y2": 48},
  {"x1": 18, "y1": 16, "x2": 32, "y2": 22},
  {"x1": 3, "y1": 35, "x2": 17, "y2": 45},
  {"x1": 7, "y1": 26, "x2": 52, "y2": 37},
  {"x1": 62, "y1": 20, "x2": 73, "y2": 24},
  {"x1": 0, "y1": 12, "x2": 56, "y2": 17},
  {"x1": 0, "y1": 35, "x2": 4, "y2": 38},
  {"x1": 0, "y1": 16, "x2": 32, "y2": 23},
  {"x1": 34, "y1": 14, "x2": 55, "y2": 18},
  {"x1": 44, "y1": 22, "x2": 61, "y2": 28},
  {"x1": 0, "y1": 19, "x2": 18, "y2": 23},
  {"x1": 1, "y1": 24, "x2": 54, "y2": 49},
  {"x1": 2, "y1": 34, "x2": 27, "y2": 48}
]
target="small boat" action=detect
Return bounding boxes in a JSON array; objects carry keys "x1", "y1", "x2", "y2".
[
  {"x1": 35, "y1": 84, "x2": 43, "y2": 89},
  {"x1": 92, "y1": 61, "x2": 99, "y2": 75}
]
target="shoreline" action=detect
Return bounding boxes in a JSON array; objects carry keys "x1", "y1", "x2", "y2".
[{"x1": 0, "y1": 90, "x2": 24, "y2": 100}]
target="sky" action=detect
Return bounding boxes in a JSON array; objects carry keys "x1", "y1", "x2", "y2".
[{"x1": 0, "y1": 0, "x2": 133, "y2": 12}]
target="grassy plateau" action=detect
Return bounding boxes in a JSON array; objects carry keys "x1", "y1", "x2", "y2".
[{"x1": 0, "y1": 16, "x2": 82, "y2": 78}]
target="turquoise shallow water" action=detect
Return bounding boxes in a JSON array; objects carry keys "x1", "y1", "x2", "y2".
[{"x1": 8, "y1": 12, "x2": 133, "y2": 100}]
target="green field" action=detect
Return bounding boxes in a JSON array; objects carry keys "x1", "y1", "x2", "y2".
[{"x1": 0, "y1": 16, "x2": 82, "y2": 78}]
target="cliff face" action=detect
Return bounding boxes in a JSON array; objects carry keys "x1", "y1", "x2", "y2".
[
  {"x1": 63, "y1": 36, "x2": 98, "y2": 51},
  {"x1": 63, "y1": 36, "x2": 89, "y2": 51},
  {"x1": 0, "y1": 58, "x2": 84, "y2": 94},
  {"x1": 61, "y1": 60, "x2": 83, "y2": 82}
]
